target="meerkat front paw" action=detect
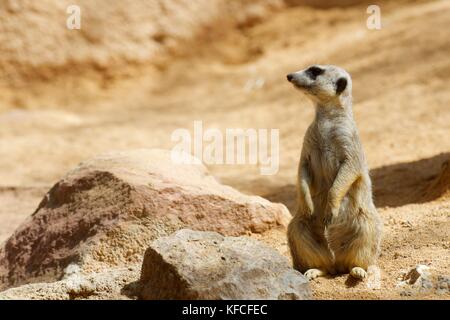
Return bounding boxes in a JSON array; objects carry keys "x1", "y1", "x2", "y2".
[
  {"x1": 299, "y1": 188, "x2": 314, "y2": 216},
  {"x1": 350, "y1": 267, "x2": 367, "y2": 280},
  {"x1": 298, "y1": 199, "x2": 314, "y2": 217},
  {"x1": 304, "y1": 268, "x2": 326, "y2": 280},
  {"x1": 323, "y1": 205, "x2": 339, "y2": 225},
  {"x1": 305, "y1": 197, "x2": 314, "y2": 216}
]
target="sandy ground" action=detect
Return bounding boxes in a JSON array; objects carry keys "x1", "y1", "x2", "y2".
[{"x1": 0, "y1": 0, "x2": 449, "y2": 299}]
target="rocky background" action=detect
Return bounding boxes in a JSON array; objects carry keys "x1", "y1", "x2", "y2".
[{"x1": 0, "y1": 0, "x2": 449, "y2": 299}]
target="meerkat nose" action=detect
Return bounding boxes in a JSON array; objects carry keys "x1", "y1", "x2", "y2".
[{"x1": 287, "y1": 74, "x2": 294, "y2": 82}]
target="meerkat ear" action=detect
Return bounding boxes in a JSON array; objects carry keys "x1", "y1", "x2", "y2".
[{"x1": 336, "y1": 77, "x2": 347, "y2": 95}]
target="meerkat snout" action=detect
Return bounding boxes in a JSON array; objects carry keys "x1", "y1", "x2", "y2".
[{"x1": 287, "y1": 70, "x2": 312, "y2": 90}]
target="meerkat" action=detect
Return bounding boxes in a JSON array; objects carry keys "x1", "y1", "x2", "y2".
[{"x1": 286, "y1": 65, "x2": 382, "y2": 280}]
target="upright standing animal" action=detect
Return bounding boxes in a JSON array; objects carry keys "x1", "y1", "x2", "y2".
[{"x1": 286, "y1": 65, "x2": 382, "y2": 280}]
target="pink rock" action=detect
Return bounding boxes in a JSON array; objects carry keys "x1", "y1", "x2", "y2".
[{"x1": 0, "y1": 149, "x2": 290, "y2": 289}]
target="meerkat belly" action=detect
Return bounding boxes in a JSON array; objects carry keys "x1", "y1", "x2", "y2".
[{"x1": 309, "y1": 143, "x2": 341, "y2": 215}]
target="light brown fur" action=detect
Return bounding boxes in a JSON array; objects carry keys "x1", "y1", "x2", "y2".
[{"x1": 286, "y1": 65, "x2": 382, "y2": 280}]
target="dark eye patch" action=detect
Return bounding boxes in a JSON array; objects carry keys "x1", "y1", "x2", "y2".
[
  {"x1": 305, "y1": 66, "x2": 325, "y2": 80},
  {"x1": 335, "y1": 77, "x2": 347, "y2": 95}
]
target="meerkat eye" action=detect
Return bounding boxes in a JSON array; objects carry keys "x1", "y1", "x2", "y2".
[
  {"x1": 306, "y1": 66, "x2": 325, "y2": 80},
  {"x1": 335, "y1": 77, "x2": 348, "y2": 95}
]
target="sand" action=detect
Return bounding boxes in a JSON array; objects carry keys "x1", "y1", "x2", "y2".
[{"x1": 0, "y1": 0, "x2": 448, "y2": 299}]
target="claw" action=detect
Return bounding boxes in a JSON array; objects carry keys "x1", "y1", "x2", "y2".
[
  {"x1": 324, "y1": 206, "x2": 339, "y2": 225},
  {"x1": 323, "y1": 214, "x2": 332, "y2": 226}
]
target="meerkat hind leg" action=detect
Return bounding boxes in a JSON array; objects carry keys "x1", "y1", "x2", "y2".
[
  {"x1": 304, "y1": 268, "x2": 327, "y2": 280},
  {"x1": 350, "y1": 267, "x2": 367, "y2": 280}
]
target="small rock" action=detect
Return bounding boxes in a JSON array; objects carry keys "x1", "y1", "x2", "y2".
[
  {"x1": 436, "y1": 276, "x2": 450, "y2": 295},
  {"x1": 138, "y1": 229, "x2": 311, "y2": 300},
  {"x1": 62, "y1": 263, "x2": 81, "y2": 280},
  {"x1": 397, "y1": 264, "x2": 445, "y2": 296},
  {"x1": 403, "y1": 264, "x2": 431, "y2": 285}
]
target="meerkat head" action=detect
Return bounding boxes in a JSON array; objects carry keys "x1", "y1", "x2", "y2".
[{"x1": 287, "y1": 65, "x2": 352, "y2": 106}]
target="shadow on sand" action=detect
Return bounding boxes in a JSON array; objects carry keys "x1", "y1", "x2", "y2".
[{"x1": 264, "y1": 152, "x2": 450, "y2": 212}]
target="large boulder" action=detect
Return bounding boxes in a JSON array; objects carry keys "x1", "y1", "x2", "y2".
[
  {"x1": 0, "y1": 149, "x2": 290, "y2": 289},
  {"x1": 138, "y1": 229, "x2": 311, "y2": 300}
]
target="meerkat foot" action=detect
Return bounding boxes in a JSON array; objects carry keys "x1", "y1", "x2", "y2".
[
  {"x1": 350, "y1": 267, "x2": 367, "y2": 280},
  {"x1": 304, "y1": 269, "x2": 326, "y2": 280}
]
